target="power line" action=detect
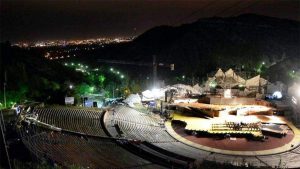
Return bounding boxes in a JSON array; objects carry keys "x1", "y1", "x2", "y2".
[
  {"x1": 229, "y1": 0, "x2": 260, "y2": 17},
  {"x1": 173, "y1": 0, "x2": 255, "y2": 26},
  {"x1": 214, "y1": 1, "x2": 246, "y2": 17},
  {"x1": 172, "y1": 0, "x2": 217, "y2": 26}
]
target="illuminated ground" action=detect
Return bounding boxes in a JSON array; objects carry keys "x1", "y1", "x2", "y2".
[
  {"x1": 172, "y1": 121, "x2": 294, "y2": 151},
  {"x1": 166, "y1": 102, "x2": 300, "y2": 155}
]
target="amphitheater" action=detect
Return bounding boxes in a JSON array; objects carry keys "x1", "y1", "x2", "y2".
[{"x1": 17, "y1": 104, "x2": 300, "y2": 169}]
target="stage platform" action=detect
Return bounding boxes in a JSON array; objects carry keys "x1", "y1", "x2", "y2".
[
  {"x1": 171, "y1": 102, "x2": 288, "y2": 138},
  {"x1": 165, "y1": 119, "x2": 300, "y2": 156},
  {"x1": 174, "y1": 102, "x2": 273, "y2": 117},
  {"x1": 172, "y1": 113, "x2": 288, "y2": 138}
]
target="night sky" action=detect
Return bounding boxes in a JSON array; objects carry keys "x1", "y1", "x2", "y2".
[{"x1": 1, "y1": 0, "x2": 299, "y2": 42}]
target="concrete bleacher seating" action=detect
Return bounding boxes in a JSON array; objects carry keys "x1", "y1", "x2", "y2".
[
  {"x1": 116, "y1": 120, "x2": 176, "y2": 143},
  {"x1": 292, "y1": 145, "x2": 300, "y2": 153},
  {"x1": 256, "y1": 152, "x2": 300, "y2": 168},
  {"x1": 112, "y1": 106, "x2": 176, "y2": 143},
  {"x1": 153, "y1": 139, "x2": 300, "y2": 168},
  {"x1": 20, "y1": 127, "x2": 166, "y2": 169},
  {"x1": 109, "y1": 105, "x2": 300, "y2": 168},
  {"x1": 153, "y1": 142, "x2": 210, "y2": 160},
  {"x1": 113, "y1": 106, "x2": 159, "y2": 126},
  {"x1": 34, "y1": 107, "x2": 106, "y2": 136},
  {"x1": 18, "y1": 105, "x2": 300, "y2": 168}
]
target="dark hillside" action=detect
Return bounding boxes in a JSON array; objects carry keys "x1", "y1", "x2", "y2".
[{"x1": 90, "y1": 14, "x2": 299, "y2": 81}]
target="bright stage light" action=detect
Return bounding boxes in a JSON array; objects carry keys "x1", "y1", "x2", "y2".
[
  {"x1": 297, "y1": 88, "x2": 300, "y2": 97},
  {"x1": 224, "y1": 89, "x2": 231, "y2": 98},
  {"x1": 292, "y1": 96, "x2": 297, "y2": 105},
  {"x1": 273, "y1": 91, "x2": 282, "y2": 99},
  {"x1": 209, "y1": 82, "x2": 217, "y2": 88},
  {"x1": 151, "y1": 88, "x2": 161, "y2": 99}
]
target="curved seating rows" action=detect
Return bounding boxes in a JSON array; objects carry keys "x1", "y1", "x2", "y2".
[
  {"x1": 20, "y1": 105, "x2": 300, "y2": 168},
  {"x1": 113, "y1": 106, "x2": 159, "y2": 126},
  {"x1": 113, "y1": 106, "x2": 176, "y2": 143},
  {"x1": 111, "y1": 105, "x2": 300, "y2": 168},
  {"x1": 116, "y1": 120, "x2": 176, "y2": 143},
  {"x1": 34, "y1": 107, "x2": 106, "y2": 136},
  {"x1": 20, "y1": 127, "x2": 165, "y2": 169}
]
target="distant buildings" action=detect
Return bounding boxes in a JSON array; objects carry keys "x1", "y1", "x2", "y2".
[{"x1": 13, "y1": 36, "x2": 135, "y2": 48}]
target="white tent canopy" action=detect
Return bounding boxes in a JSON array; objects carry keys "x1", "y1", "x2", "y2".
[
  {"x1": 215, "y1": 68, "x2": 225, "y2": 78},
  {"x1": 260, "y1": 77, "x2": 268, "y2": 86},
  {"x1": 124, "y1": 94, "x2": 142, "y2": 107},
  {"x1": 246, "y1": 75, "x2": 261, "y2": 87},
  {"x1": 140, "y1": 83, "x2": 203, "y2": 101},
  {"x1": 205, "y1": 68, "x2": 270, "y2": 96},
  {"x1": 172, "y1": 84, "x2": 201, "y2": 95},
  {"x1": 235, "y1": 75, "x2": 246, "y2": 84},
  {"x1": 142, "y1": 90, "x2": 155, "y2": 101},
  {"x1": 225, "y1": 68, "x2": 236, "y2": 78}
]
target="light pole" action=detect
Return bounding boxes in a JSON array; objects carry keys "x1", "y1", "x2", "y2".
[
  {"x1": 153, "y1": 55, "x2": 157, "y2": 88},
  {"x1": 3, "y1": 71, "x2": 7, "y2": 108},
  {"x1": 112, "y1": 83, "x2": 115, "y2": 98}
]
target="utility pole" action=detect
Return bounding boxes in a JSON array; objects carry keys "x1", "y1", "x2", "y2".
[
  {"x1": 0, "y1": 110, "x2": 12, "y2": 169},
  {"x1": 3, "y1": 71, "x2": 7, "y2": 108},
  {"x1": 112, "y1": 83, "x2": 115, "y2": 98},
  {"x1": 153, "y1": 55, "x2": 157, "y2": 88}
]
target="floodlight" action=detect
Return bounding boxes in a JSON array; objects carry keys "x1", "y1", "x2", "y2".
[
  {"x1": 272, "y1": 91, "x2": 282, "y2": 99},
  {"x1": 209, "y1": 82, "x2": 217, "y2": 88},
  {"x1": 151, "y1": 88, "x2": 161, "y2": 99},
  {"x1": 224, "y1": 89, "x2": 231, "y2": 98},
  {"x1": 292, "y1": 96, "x2": 297, "y2": 105},
  {"x1": 90, "y1": 86, "x2": 95, "y2": 92}
]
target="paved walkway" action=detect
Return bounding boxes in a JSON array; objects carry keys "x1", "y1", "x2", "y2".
[{"x1": 103, "y1": 109, "x2": 120, "y2": 137}]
